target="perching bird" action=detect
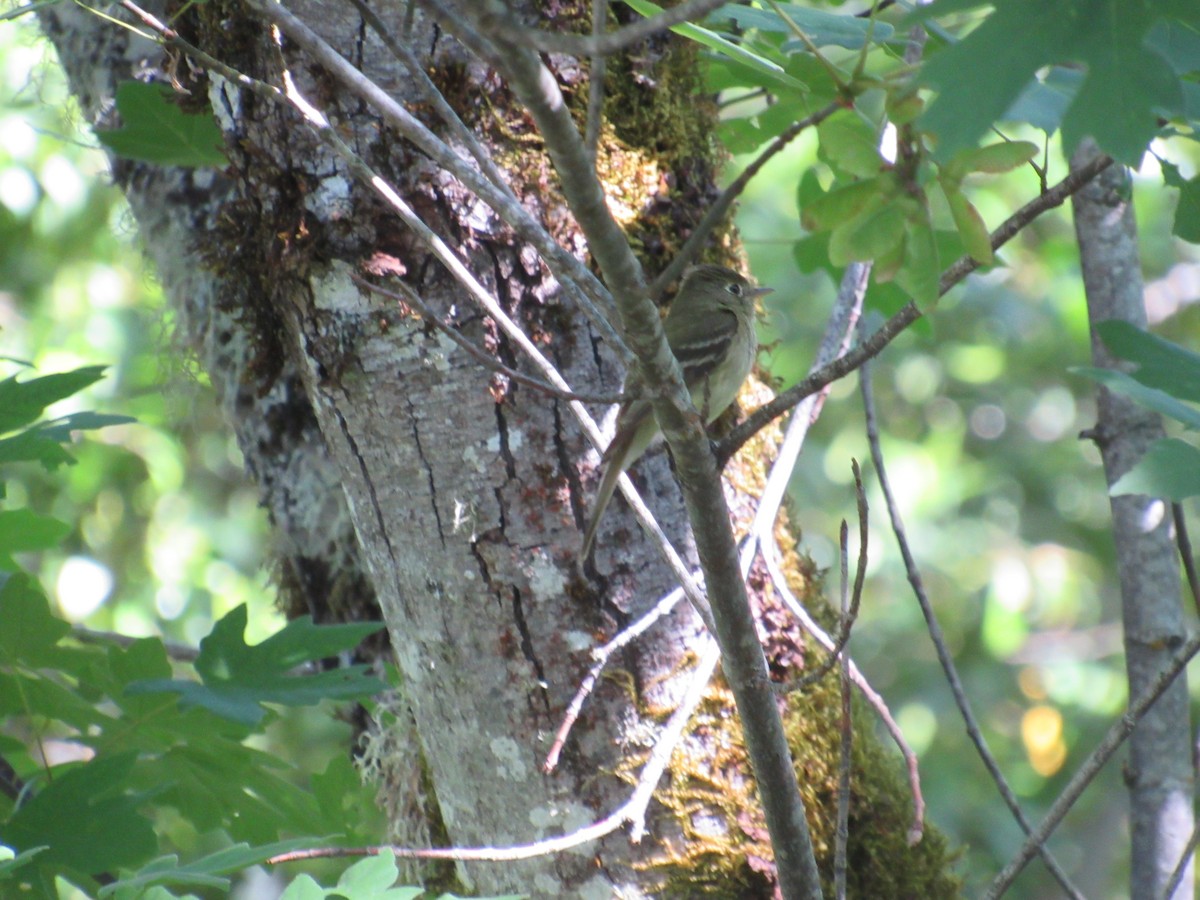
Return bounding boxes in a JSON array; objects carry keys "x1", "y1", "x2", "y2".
[{"x1": 580, "y1": 264, "x2": 771, "y2": 560}]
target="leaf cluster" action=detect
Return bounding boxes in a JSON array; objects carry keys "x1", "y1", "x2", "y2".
[
  {"x1": 0, "y1": 367, "x2": 444, "y2": 898},
  {"x1": 624, "y1": 0, "x2": 1200, "y2": 309}
]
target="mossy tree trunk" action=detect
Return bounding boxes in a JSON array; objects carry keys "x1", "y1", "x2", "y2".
[{"x1": 39, "y1": 1, "x2": 957, "y2": 895}]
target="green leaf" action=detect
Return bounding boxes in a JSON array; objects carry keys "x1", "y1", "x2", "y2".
[
  {"x1": 0, "y1": 366, "x2": 108, "y2": 434},
  {"x1": 1145, "y1": 17, "x2": 1200, "y2": 75},
  {"x1": 801, "y1": 177, "x2": 883, "y2": 231},
  {"x1": 0, "y1": 753, "x2": 157, "y2": 873},
  {"x1": 280, "y1": 875, "x2": 328, "y2": 900},
  {"x1": 1096, "y1": 320, "x2": 1200, "y2": 403},
  {"x1": 1110, "y1": 439, "x2": 1200, "y2": 499},
  {"x1": 712, "y1": 3, "x2": 896, "y2": 49},
  {"x1": 953, "y1": 140, "x2": 1040, "y2": 176},
  {"x1": 97, "y1": 840, "x2": 318, "y2": 897},
  {"x1": 1002, "y1": 66, "x2": 1082, "y2": 133},
  {"x1": 0, "y1": 845, "x2": 47, "y2": 879},
  {"x1": 96, "y1": 82, "x2": 228, "y2": 168},
  {"x1": 336, "y1": 851, "x2": 400, "y2": 895},
  {"x1": 919, "y1": 0, "x2": 1190, "y2": 164},
  {"x1": 1072, "y1": 366, "x2": 1200, "y2": 429},
  {"x1": 1060, "y1": 39, "x2": 1181, "y2": 166},
  {"x1": 894, "y1": 212, "x2": 941, "y2": 307},
  {"x1": 0, "y1": 574, "x2": 70, "y2": 667},
  {"x1": 0, "y1": 430, "x2": 77, "y2": 470},
  {"x1": 125, "y1": 606, "x2": 385, "y2": 725},
  {"x1": 0, "y1": 510, "x2": 71, "y2": 570},
  {"x1": 311, "y1": 755, "x2": 385, "y2": 844},
  {"x1": 829, "y1": 201, "x2": 906, "y2": 266},
  {"x1": 621, "y1": 0, "x2": 809, "y2": 93},
  {"x1": 942, "y1": 182, "x2": 993, "y2": 265},
  {"x1": 1162, "y1": 160, "x2": 1200, "y2": 244},
  {"x1": 817, "y1": 110, "x2": 883, "y2": 179}
]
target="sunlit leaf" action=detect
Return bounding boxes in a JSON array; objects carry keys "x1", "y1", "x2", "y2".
[{"x1": 622, "y1": 0, "x2": 808, "y2": 93}]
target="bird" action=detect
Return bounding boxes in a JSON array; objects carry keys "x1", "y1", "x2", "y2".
[{"x1": 580, "y1": 264, "x2": 771, "y2": 560}]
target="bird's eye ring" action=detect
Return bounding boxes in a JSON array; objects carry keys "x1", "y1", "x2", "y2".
[{"x1": 725, "y1": 282, "x2": 743, "y2": 296}]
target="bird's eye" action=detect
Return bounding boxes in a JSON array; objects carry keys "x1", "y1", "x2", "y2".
[{"x1": 725, "y1": 282, "x2": 743, "y2": 296}]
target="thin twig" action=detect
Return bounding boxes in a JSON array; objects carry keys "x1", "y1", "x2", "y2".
[
  {"x1": 1162, "y1": 819, "x2": 1200, "y2": 900},
  {"x1": 543, "y1": 580, "x2": 691, "y2": 771},
  {"x1": 270, "y1": 638, "x2": 721, "y2": 865},
  {"x1": 721, "y1": 153, "x2": 1117, "y2": 462},
  {"x1": 833, "y1": 519, "x2": 853, "y2": 900},
  {"x1": 790, "y1": 461, "x2": 867, "y2": 690},
  {"x1": 584, "y1": 0, "x2": 608, "y2": 160},
  {"x1": 351, "y1": 275, "x2": 622, "y2": 405},
  {"x1": 1173, "y1": 502, "x2": 1200, "y2": 617},
  {"x1": 862, "y1": 355, "x2": 1084, "y2": 896},
  {"x1": 762, "y1": 540, "x2": 925, "y2": 845},
  {"x1": 348, "y1": 0, "x2": 514, "y2": 197},
  {"x1": 650, "y1": 102, "x2": 839, "y2": 299},
  {"x1": 985, "y1": 631, "x2": 1200, "y2": 899}
]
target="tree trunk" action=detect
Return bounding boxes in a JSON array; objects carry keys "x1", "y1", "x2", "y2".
[
  {"x1": 1072, "y1": 141, "x2": 1194, "y2": 900},
  {"x1": 38, "y1": 2, "x2": 957, "y2": 895}
]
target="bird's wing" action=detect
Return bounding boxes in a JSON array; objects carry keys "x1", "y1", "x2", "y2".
[{"x1": 665, "y1": 307, "x2": 739, "y2": 384}]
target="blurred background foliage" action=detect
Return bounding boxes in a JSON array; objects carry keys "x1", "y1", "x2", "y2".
[
  {"x1": 2, "y1": 6, "x2": 1200, "y2": 898},
  {"x1": 738, "y1": 99, "x2": 1200, "y2": 897}
]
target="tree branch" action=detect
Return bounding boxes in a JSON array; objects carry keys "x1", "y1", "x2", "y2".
[{"x1": 719, "y1": 152, "x2": 1116, "y2": 463}]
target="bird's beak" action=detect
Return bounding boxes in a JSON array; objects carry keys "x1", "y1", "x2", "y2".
[{"x1": 748, "y1": 286, "x2": 774, "y2": 299}]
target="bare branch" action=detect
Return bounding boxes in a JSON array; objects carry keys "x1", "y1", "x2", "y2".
[
  {"x1": 789, "y1": 461, "x2": 867, "y2": 691},
  {"x1": 584, "y1": 0, "x2": 609, "y2": 160},
  {"x1": 720, "y1": 153, "x2": 1117, "y2": 463},
  {"x1": 348, "y1": 0, "x2": 514, "y2": 197},
  {"x1": 985, "y1": 632, "x2": 1200, "y2": 898},
  {"x1": 833, "y1": 519, "x2": 853, "y2": 900},
  {"x1": 544, "y1": 580, "x2": 691, "y2": 772},
  {"x1": 1162, "y1": 820, "x2": 1200, "y2": 900},
  {"x1": 352, "y1": 275, "x2": 623, "y2": 405},
  {"x1": 247, "y1": 0, "x2": 629, "y2": 357},
  {"x1": 862, "y1": 354, "x2": 1084, "y2": 896}
]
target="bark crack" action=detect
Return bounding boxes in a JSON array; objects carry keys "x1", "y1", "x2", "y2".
[
  {"x1": 510, "y1": 586, "x2": 551, "y2": 713},
  {"x1": 332, "y1": 403, "x2": 404, "y2": 596},
  {"x1": 405, "y1": 394, "x2": 446, "y2": 546}
]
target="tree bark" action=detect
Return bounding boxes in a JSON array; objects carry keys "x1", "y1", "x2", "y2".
[
  {"x1": 38, "y1": 1, "x2": 958, "y2": 895},
  {"x1": 1072, "y1": 140, "x2": 1194, "y2": 900}
]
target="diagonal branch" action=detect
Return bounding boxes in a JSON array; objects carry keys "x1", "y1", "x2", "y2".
[
  {"x1": 719, "y1": 152, "x2": 1116, "y2": 463},
  {"x1": 984, "y1": 632, "x2": 1200, "y2": 898},
  {"x1": 463, "y1": 6, "x2": 822, "y2": 895}
]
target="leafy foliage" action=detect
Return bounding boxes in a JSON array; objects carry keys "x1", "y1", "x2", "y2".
[
  {"x1": 96, "y1": 82, "x2": 228, "y2": 168},
  {"x1": 631, "y1": 0, "x2": 1200, "y2": 314},
  {"x1": 0, "y1": 369, "x2": 391, "y2": 896},
  {"x1": 1072, "y1": 322, "x2": 1200, "y2": 499}
]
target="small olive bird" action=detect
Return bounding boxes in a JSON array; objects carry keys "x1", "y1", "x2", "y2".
[{"x1": 580, "y1": 264, "x2": 771, "y2": 560}]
